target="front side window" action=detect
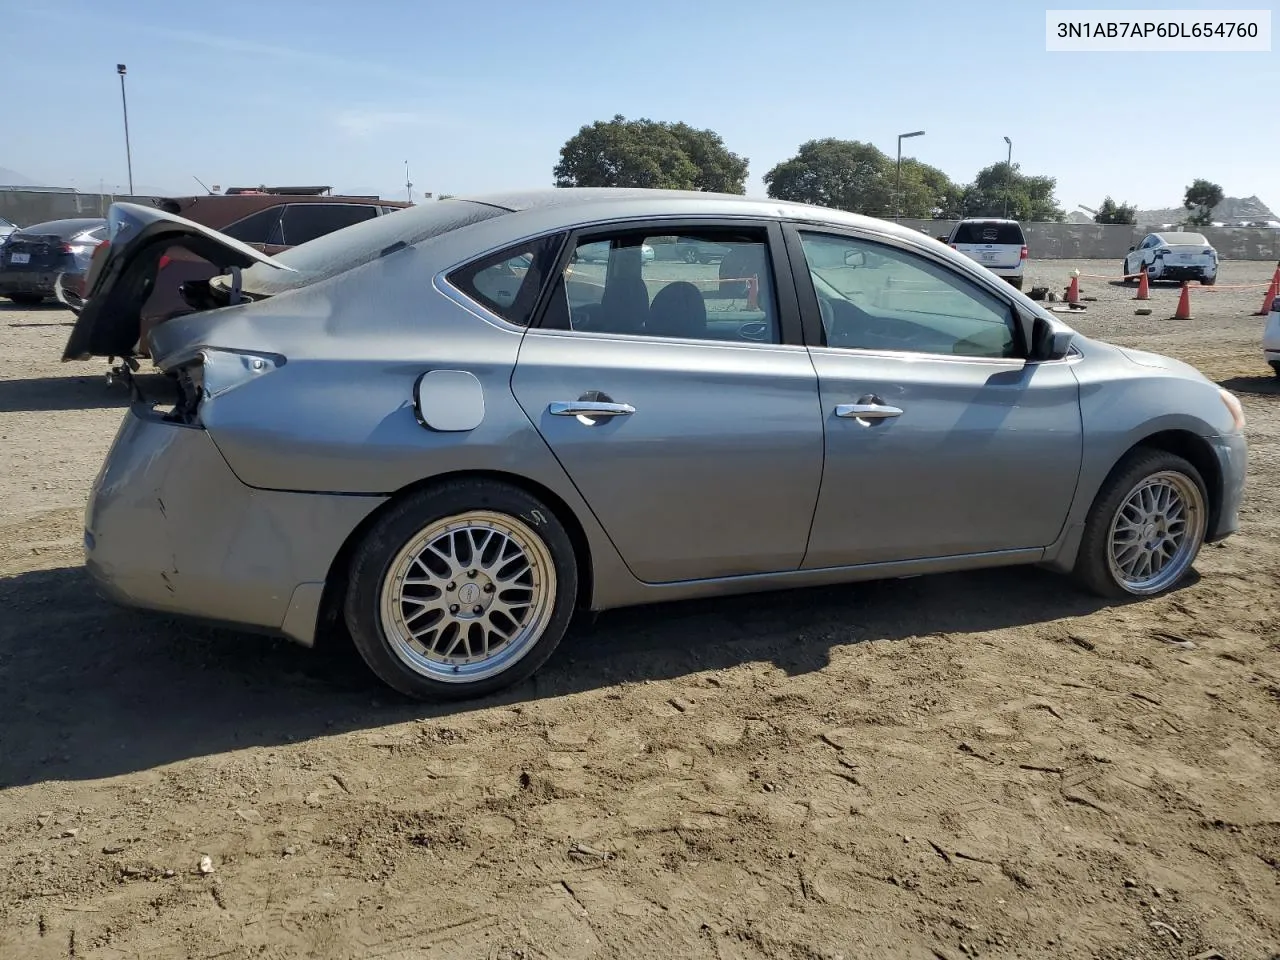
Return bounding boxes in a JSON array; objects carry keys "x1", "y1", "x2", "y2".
[
  {"x1": 223, "y1": 207, "x2": 285, "y2": 245},
  {"x1": 540, "y1": 226, "x2": 779, "y2": 344},
  {"x1": 799, "y1": 231, "x2": 1018, "y2": 359},
  {"x1": 447, "y1": 234, "x2": 562, "y2": 327}
]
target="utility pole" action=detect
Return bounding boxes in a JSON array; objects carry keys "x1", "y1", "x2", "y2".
[
  {"x1": 895, "y1": 130, "x2": 925, "y2": 220},
  {"x1": 405, "y1": 160, "x2": 413, "y2": 203},
  {"x1": 117, "y1": 64, "x2": 134, "y2": 195},
  {"x1": 1003, "y1": 136, "x2": 1012, "y2": 218}
]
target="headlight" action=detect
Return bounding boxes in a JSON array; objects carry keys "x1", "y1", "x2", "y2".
[{"x1": 1218, "y1": 388, "x2": 1246, "y2": 432}]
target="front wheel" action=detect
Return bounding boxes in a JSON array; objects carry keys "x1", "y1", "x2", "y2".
[
  {"x1": 1072, "y1": 449, "x2": 1208, "y2": 599},
  {"x1": 344, "y1": 480, "x2": 578, "y2": 700}
]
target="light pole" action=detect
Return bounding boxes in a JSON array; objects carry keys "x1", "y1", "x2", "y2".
[
  {"x1": 404, "y1": 160, "x2": 413, "y2": 203},
  {"x1": 117, "y1": 64, "x2": 133, "y2": 195},
  {"x1": 895, "y1": 130, "x2": 925, "y2": 220},
  {"x1": 1002, "y1": 136, "x2": 1012, "y2": 218}
]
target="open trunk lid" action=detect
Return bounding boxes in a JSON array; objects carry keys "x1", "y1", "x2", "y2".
[{"x1": 61, "y1": 202, "x2": 293, "y2": 362}]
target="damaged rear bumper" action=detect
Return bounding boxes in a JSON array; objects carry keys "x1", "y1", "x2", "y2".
[{"x1": 84, "y1": 403, "x2": 386, "y2": 645}]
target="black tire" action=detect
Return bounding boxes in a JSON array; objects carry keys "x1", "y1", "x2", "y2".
[
  {"x1": 1007, "y1": 276, "x2": 1023, "y2": 291},
  {"x1": 1270, "y1": 361, "x2": 1280, "y2": 379},
  {"x1": 1200, "y1": 275, "x2": 1216, "y2": 286},
  {"x1": 1072, "y1": 448, "x2": 1208, "y2": 600},
  {"x1": 1121, "y1": 261, "x2": 1134, "y2": 284},
  {"x1": 343, "y1": 479, "x2": 578, "y2": 701},
  {"x1": 6, "y1": 293, "x2": 44, "y2": 306}
]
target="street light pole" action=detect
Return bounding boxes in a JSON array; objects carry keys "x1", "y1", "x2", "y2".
[
  {"x1": 895, "y1": 130, "x2": 925, "y2": 220},
  {"x1": 1003, "y1": 136, "x2": 1012, "y2": 219},
  {"x1": 117, "y1": 64, "x2": 133, "y2": 195}
]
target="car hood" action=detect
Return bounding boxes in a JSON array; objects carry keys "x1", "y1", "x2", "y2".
[
  {"x1": 1114, "y1": 345, "x2": 1210, "y2": 381},
  {"x1": 61, "y1": 202, "x2": 292, "y2": 362}
]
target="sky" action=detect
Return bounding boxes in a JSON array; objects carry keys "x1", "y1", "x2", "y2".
[{"x1": 2, "y1": 0, "x2": 1276, "y2": 212}]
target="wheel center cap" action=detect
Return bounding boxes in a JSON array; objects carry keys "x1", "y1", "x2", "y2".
[
  {"x1": 1142, "y1": 522, "x2": 1158, "y2": 542},
  {"x1": 458, "y1": 582, "x2": 481, "y2": 605}
]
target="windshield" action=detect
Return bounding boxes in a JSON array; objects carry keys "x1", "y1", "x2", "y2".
[
  {"x1": 216, "y1": 199, "x2": 510, "y2": 297},
  {"x1": 952, "y1": 221, "x2": 1024, "y2": 244}
]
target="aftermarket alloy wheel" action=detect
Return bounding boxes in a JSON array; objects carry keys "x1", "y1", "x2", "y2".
[
  {"x1": 344, "y1": 481, "x2": 577, "y2": 700},
  {"x1": 1073, "y1": 449, "x2": 1208, "y2": 599}
]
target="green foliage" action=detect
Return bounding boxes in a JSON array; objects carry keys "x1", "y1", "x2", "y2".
[
  {"x1": 1183, "y1": 178, "x2": 1224, "y2": 226},
  {"x1": 1093, "y1": 196, "x2": 1137, "y2": 225},
  {"x1": 763, "y1": 140, "x2": 963, "y2": 218},
  {"x1": 962, "y1": 163, "x2": 1065, "y2": 222},
  {"x1": 553, "y1": 115, "x2": 748, "y2": 193}
]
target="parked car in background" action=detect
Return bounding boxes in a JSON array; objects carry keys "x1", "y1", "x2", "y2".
[
  {"x1": 1263, "y1": 292, "x2": 1280, "y2": 376},
  {"x1": 64, "y1": 189, "x2": 1246, "y2": 702},
  {"x1": 0, "y1": 217, "x2": 106, "y2": 305},
  {"x1": 1124, "y1": 231, "x2": 1219, "y2": 285},
  {"x1": 941, "y1": 218, "x2": 1028, "y2": 290},
  {"x1": 62, "y1": 191, "x2": 409, "y2": 357},
  {"x1": 0, "y1": 216, "x2": 17, "y2": 241},
  {"x1": 674, "y1": 236, "x2": 729, "y2": 263}
]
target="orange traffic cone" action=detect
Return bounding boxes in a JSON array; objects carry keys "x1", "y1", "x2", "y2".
[
  {"x1": 1066, "y1": 274, "x2": 1080, "y2": 305},
  {"x1": 1172, "y1": 281, "x2": 1193, "y2": 320},
  {"x1": 1256, "y1": 274, "x2": 1279, "y2": 316},
  {"x1": 1134, "y1": 270, "x2": 1149, "y2": 300}
]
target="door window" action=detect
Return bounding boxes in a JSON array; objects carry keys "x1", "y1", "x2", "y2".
[
  {"x1": 540, "y1": 227, "x2": 780, "y2": 344},
  {"x1": 798, "y1": 231, "x2": 1018, "y2": 359},
  {"x1": 279, "y1": 203, "x2": 378, "y2": 246},
  {"x1": 222, "y1": 207, "x2": 285, "y2": 245}
]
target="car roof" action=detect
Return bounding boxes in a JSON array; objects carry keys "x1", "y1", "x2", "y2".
[{"x1": 448, "y1": 187, "x2": 936, "y2": 243}]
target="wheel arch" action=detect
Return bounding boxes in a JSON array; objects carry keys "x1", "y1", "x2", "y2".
[{"x1": 313, "y1": 469, "x2": 596, "y2": 651}]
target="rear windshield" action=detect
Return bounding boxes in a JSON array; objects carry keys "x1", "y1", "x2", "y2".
[
  {"x1": 1162, "y1": 232, "x2": 1208, "y2": 246},
  {"x1": 228, "y1": 199, "x2": 510, "y2": 297},
  {"x1": 952, "y1": 221, "x2": 1025, "y2": 244},
  {"x1": 19, "y1": 218, "x2": 106, "y2": 239}
]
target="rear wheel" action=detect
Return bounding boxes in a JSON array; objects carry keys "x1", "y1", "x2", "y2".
[
  {"x1": 1200, "y1": 275, "x2": 1216, "y2": 286},
  {"x1": 1072, "y1": 449, "x2": 1208, "y2": 599},
  {"x1": 1121, "y1": 261, "x2": 1134, "y2": 283},
  {"x1": 6, "y1": 293, "x2": 43, "y2": 306},
  {"x1": 343, "y1": 480, "x2": 578, "y2": 701},
  {"x1": 1270, "y1": 361, "x2": 1280, "y2": 379},
  {"x1": 1007, "y1": 276, "x2": 1023, "y2": 291}
]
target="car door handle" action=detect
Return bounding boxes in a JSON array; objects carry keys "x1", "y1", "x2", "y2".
[
  {"x1": 835, "y1": 403, "x2": 903, "y2": 420},
  {"x1": 549, "y1": 400, "x2": 636, "y2": 418}
]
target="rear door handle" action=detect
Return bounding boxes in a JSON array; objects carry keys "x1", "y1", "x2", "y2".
[
  {"x1": 549, "y1": 400, "x2": 636, "y2": 418},
  {"x1": 835, "y1": 403, "x2": 903, "y2": 420}
]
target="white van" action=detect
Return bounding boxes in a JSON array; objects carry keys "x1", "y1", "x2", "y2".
[{"x1": 943, "y1": 218, "x2": 1027, "y2": 290}]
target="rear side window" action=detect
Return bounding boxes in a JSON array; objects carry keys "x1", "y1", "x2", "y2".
[
  {"x1": 279, "y1": 203, "x2": 378, "y2": 246},
  {"x1": 447, "y1": 234, "x2": 564, "y2": 327},
  {"x1": 223, "y1": 207, "x2": 285, "y2": 244},
  {"x1": 953, "y1": 222, "x2": 1024, "y2": 245}
]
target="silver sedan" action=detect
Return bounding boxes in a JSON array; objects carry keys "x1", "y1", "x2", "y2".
[{"x1": 63, "y1": 189, "x2": 1248, "y2": 701}]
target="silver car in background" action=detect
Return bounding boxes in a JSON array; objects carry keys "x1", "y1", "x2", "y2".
[{"x1": 63, "y1": 189, "x2": 1248, "y2": 701}]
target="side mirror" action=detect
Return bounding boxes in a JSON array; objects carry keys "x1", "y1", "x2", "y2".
[
  {"x1": 1018, "y1": 310, "x2": 1074, "y2": 362},
  {"x1": 1128, "y1": 245, "x2": 1136, "y2": 252},
  {"x1": 844, "y1": 250, "x2": 866, "y2": 267},
  {"x1": 936, "y1": 235, "x2": 949, "y2": 243}
]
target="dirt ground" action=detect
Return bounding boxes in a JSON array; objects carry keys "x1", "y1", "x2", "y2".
[{"x1": 1, "y1": 260, "x2": 1277, "y2": 960}]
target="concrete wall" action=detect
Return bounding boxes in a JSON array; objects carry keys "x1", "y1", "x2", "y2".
[
  {"x1": 896, "y1": 218, "x2": 1280, "y2": 261},
  {"x1": 5, "y1": 189, "x2": 1279, "y2": 262},
  {"x1": 0, "y1": 190, "x2": 161, "y2": 227}
]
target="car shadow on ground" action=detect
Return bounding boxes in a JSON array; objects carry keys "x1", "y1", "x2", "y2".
[
  {"x1": 1220, "y1": 374, "x2": 1280, "y2": 397},
  {"x1": 0, "y1": 562, "x2": 1114, "y2": 788},
  {"x1": 0, "y1": 374, "x2": 131, "y2": 412}
]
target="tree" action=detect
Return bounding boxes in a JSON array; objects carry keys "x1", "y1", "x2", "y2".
[
  {"x1": 899, "y1": 158, "x2": 965, "y2": 219},
  {"x1": 763, "y1": 139, "x2": 896, "y2": 215},
  {"x1": 1183, "y1": 178, "x2": 1224, "y2": 226},
  {"x1": 961, "y1": 162, "x2": 1065, "y2": 222},
  {"x1": 1093, "y1": 196, "x2": 1137, "y2": 225},
  {"x1": 553, "y1": 115, "x2": 748, "y2": 193}
]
